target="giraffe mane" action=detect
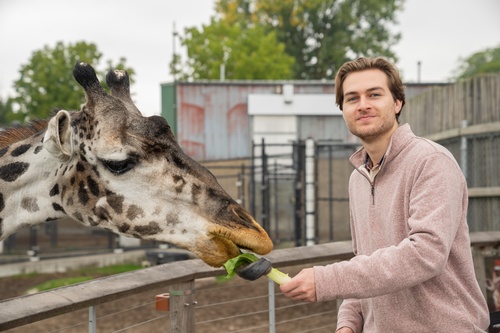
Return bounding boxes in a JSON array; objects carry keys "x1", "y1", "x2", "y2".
[{"x1": 0, "y1": 119, "x2": 49, "y2": 149}]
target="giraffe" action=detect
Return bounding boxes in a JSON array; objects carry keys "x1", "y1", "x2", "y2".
[{"x1": 0, "y1": 62, "x2": 272, "y2": 267}]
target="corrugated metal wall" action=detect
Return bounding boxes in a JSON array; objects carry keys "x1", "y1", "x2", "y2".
[{"x1": 161, "y1": 81, "x2": 444, "y2": 161}]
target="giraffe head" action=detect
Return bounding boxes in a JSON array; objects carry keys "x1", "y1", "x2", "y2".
[{"x1": 40, "y1": 62, "x2": 272, "y2": 267}]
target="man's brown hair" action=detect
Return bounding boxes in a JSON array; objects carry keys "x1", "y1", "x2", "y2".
[{"x1": 335, "y1": 57, "x2": 406, "y2": 120}]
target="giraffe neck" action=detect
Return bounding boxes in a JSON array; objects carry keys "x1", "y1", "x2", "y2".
[{"x1": 0, "y1": 128, "x2": 66, "y2": 239}]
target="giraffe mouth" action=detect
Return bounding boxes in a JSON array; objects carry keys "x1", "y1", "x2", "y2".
[
  {"x1": 208, "y1": 224, "x2": 272, "y2": 256},
  {"x1": 226, "y1": 207, "x2": 273, "y2": 254},
  {"x1": 199, "y1": 206, "x2": 273, "y2": 267}
]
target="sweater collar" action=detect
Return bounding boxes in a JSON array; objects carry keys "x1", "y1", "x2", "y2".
[{"x1": 349, "y1": 123, "x2": 415, "y2": 168}]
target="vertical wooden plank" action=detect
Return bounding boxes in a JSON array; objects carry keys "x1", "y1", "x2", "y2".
[{"x1": 169, "y1": 281, "x2": 196, "y2": 333}]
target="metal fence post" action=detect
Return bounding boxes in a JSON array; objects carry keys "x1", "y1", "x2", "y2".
[
  {"x1": 88, "y1": 306, "x2": 96, "y2": 333},
  {"x1": 305, "y1": 138, "x2": 316, "y2": 246},
  {"x1": 293, "y1": 141, "x2": 304, "y2": 246},
  {"x1": 250, "y1": 140, "x2": 256, "y2": 217},
  {"x1": 268, "y1": 279, "x2": 276, "y2": 333},
  {"x1": 261, "y1": 138, "x2": 269, "y2": 232}
]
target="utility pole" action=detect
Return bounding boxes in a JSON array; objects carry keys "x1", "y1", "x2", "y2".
[
  {"x1": 417, "y1": 61, "x2": 421, "y2": 83},
  {"x1": 172, "y1": 22, "x2": 178, "y2": 82}
]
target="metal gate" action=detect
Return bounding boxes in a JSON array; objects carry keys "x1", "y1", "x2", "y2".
[{"x1": 249, "y1": 139, "x2": 358, "y2": 247}]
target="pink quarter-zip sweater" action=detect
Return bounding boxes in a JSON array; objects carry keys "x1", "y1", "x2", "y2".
[{"x1": 314, "y1": 124, "x2": 489, "y2": 332}]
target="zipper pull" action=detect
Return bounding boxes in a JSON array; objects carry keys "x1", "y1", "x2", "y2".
[{"x1": 371, "y1": 184, "x2": 375, "y2": 205}]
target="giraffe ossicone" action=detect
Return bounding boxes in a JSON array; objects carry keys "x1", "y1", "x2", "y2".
[{"x1": 0, "y1": 62, "x2": 273, "y2": 267}]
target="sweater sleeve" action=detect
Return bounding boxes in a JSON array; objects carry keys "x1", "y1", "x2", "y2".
[{"x1": 315, "y1": 151, "x2": 467, "y2": 300}]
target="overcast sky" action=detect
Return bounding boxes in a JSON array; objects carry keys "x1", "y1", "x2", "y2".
[{"x1": 0, "y1": 0, "x2": 499, "y2": 117}]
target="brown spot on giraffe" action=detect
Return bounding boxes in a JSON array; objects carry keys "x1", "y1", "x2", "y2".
[
  {"x1": 106, "y1": 191, "x2": 124, "y2": 214},
  {"x1": 87, "y1": 176, "x2": 100, "y2": 196},
  {"x1": 21, "y1": 197, "x2": 39, "y2": 212},
  {"x1": 119, "y1": 223, "x2": 131, "y2": 233},
  {"x1": 127, "y1": 205, "x2": 144, "y2": 220},
  {"x1": 50, "y1": 184, "x2": 60, "y2": 196},
  {"x1": 78, "y1": 181, "x2": 89, "y2": 205},
  {"x1": 11, "y1": 144, "x2": 31, "y2": 157},
  {"x1": 134, "y1": 221, "x2": 162, "y2": 236},
  {"x1": 0, "y1": 162, "x2": 29, "y2": 182},
  {"x1": 173, "y1": 175, "x2": 186, "y2": 193}
]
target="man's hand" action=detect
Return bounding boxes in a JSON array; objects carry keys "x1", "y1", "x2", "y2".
[{"x1": 279, "y1": 268, "x2": 317, "y2": 302}]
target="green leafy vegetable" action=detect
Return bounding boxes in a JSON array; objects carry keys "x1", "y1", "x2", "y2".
[
  {"x1": 223, "y1": 253, "x2": 260, "y2": 279},
  {"x1": 223, "y1": 253, "x2": 292, "y2": 284}
]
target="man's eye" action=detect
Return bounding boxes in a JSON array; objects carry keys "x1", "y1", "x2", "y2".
[{"x1": 101, "y1": 158, "x2": 137, "y2": 175}]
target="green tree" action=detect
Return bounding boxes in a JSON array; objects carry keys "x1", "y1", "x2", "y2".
[
  {"x1": 0, "y1": 97, "x2": 15, "y2": 127},
  {"x1": 215, "y1": 0, "x2": 403, "y2": 80},
  {"x1": 172, "y1": 18, "x2": 294, "y2": 80},
  {"x1": 11, "y1": 41, "x2": 135, "y2": 123},
  {"x1": 453, "y1": 46, "x2": 500, "y2": 80}
]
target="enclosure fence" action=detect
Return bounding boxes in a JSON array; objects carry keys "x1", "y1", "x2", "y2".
[{"x1": 1, "y1": 232, "x2": 499, "y2": 332}]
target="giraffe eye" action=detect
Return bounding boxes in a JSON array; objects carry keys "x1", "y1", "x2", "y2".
[{"x1": 101, "y1": 158, "x2": 137, "y2": 175}]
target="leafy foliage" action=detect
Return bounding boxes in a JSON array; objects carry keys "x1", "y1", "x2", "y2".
[
  {"x1": 8, "y1": 41, "x2": 135, "y2": 124},
  {"x1": 173, "y1": 18, "x2": 294, "y2": 80},
  {"x1": 453, "y1": 46, "x2": 500, "y2": 80},
  {"x1": 0, "y1": 98, "x2": 19, "y2": 127},
  {"x1": 174, "y1": 0, "x2": 403, "y2": 80}
]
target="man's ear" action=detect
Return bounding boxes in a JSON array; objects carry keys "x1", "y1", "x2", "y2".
[
  {"x1": 395, "y1": 99, "x2": 403, "y2": 115},
  {"x1": 43, "y1": 110, "x2": 74, "y2": 161}
]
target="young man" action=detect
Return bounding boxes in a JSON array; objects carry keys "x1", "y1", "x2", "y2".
[{"x1": 280, "y1": 57, "x2": 489, "y2": 332}]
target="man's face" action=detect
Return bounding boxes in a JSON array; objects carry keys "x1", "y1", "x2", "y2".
[{"x1": 341, "y1": 69, "x2": 402, "y2": 143}]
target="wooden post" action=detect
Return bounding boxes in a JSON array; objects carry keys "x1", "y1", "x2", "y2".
[{"x1": 169, "y1": 281, "x2": 196, "y2": 333}]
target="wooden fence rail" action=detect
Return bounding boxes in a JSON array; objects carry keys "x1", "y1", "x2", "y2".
[
  {"x1": 1, "y1": 233, "x2": 500, "y2": 332},
  {"x1": 0, "y1": 241, "x2": 354, "y2": 331}
]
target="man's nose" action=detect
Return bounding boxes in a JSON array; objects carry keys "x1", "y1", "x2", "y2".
[{"x1": 358, "y1": 96, "x2": 370, "y2": 110}]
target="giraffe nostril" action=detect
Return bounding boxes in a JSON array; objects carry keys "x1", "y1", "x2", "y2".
[
  {"x1": 231, "y1": 206, "x2": 260, "y2": 231},
  {"x1": 231, "y1": 206, "x2": 246, "y2": 221}
]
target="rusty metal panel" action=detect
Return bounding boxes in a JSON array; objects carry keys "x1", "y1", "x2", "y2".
[{"x1": 176, "y1": 84, "x2": 273, "y2": 160}]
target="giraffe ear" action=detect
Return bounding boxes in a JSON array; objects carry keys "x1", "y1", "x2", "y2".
[{"x1": 43, "y1": 110, "x2": 74, "y2": 161}]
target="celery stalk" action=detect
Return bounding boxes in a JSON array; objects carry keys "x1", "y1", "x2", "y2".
[{"x1": 267, "y1": 267, "x2": 292, "y2": 284}]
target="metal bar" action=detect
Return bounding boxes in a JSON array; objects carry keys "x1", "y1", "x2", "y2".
[
  {"x1": 88, "y1": 306, "x2": 96, "y2": 333},
  {"x1": 273, "y1": 160, "x2": 279, "y2": 241},
  {"x1": 328, "y1": 145, "x2": 334, "y2": 241},
  {"x1": 294, "y1": 141, "x2": 303, "y2": 247},
  {"x1": 305, "y1": 138, "x2": 316, "y2": 246},
  {"x1": 250, "y1": 140, "x2": 256, "y2": 217},
  {"x1": 268, "y1": 279, "x2": 276, "y2": 333},
  {"x1": 261, "y1": 138, "x2": 269, "y2": 232}
]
